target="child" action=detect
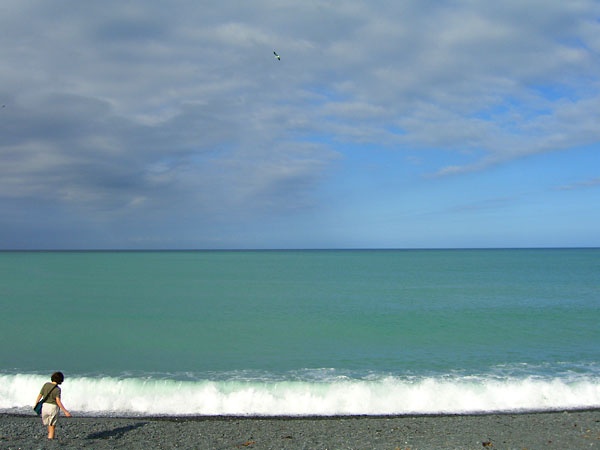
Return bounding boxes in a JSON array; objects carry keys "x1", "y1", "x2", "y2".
[{"x1": 34, "y1": 371, "x2": 72, "y2": 439}]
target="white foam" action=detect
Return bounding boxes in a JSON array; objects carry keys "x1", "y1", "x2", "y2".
[{"x1": 2, "y1": 373, "x2": 599, "y2": 416}]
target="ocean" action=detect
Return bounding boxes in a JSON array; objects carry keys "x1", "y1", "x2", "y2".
[{"x1": 1, "y1": 249, "x2": 599, "y2": 416}]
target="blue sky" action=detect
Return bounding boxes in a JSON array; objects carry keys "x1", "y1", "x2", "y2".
[{"x1": 1, "y1": 1, "x2": 599, "y2": 249}]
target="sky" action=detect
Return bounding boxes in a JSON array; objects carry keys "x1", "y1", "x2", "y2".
[{"x1": 1, "y1": 1, "x2": 599, "y2": 250}]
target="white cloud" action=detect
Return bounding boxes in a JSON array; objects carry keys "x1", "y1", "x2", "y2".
[{"x1": 557, "y1": 177, "x2": 600, "y2": 191}]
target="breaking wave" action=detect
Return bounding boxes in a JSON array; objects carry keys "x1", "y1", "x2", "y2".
[{"x1": 2, "y1": 370, "x2": 599, "y2": 416}]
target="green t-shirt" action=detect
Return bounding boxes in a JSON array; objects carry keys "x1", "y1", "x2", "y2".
[{"x1": 40, "y1": 382, "x2": 61, "y2": 405}]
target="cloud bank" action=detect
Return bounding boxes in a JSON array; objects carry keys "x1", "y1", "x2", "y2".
[{"x1": 1, "y1": 1, "x2": 599, "y2": 248}]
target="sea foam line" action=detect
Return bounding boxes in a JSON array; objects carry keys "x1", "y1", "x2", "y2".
[{"x1": 1, "y1": 373, "x2": 599, "y2": 416}]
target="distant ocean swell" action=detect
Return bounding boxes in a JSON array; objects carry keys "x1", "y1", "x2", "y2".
[{"x1": 2, "y1": 372, "x2": 599, "y2": 416}]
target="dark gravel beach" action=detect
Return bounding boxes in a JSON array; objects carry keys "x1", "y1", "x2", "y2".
[{"x1": 1, "y1": 410, "x2": 598, "y2": 450}]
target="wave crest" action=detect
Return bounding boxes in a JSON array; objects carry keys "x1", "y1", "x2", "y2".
[{"x1": 2, "y1": 372, "x2": 599, "y2": 416}]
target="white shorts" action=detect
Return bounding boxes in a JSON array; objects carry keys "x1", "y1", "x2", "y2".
[{"x1": 41, "y1": 403, "x2": 59, "y2": 426}]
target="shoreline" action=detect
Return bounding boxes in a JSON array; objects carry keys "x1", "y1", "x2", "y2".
[
  {"x1": 2, "y1": 409, "x2": 599, "y2": 449},
  {"x1": 6, "y1": 406, "x2": 600, "y2": 420}
]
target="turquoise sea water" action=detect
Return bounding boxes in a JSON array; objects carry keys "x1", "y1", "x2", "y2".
[{"x1": 1, "y1": 249, "x2": 599, "y2": 415}]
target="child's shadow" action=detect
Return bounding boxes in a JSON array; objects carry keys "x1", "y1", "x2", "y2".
[{"x1": 86, "y1": 422, "x2": 148, "y2": 440}]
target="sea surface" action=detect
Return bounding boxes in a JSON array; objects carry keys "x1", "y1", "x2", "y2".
[{"x1": 1, "y1": 249, "x2": 599, "y2": 416}]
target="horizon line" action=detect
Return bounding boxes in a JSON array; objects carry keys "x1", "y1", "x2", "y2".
[{"x1": 1, "y1": 246, "x2": 598, "y2": 253}]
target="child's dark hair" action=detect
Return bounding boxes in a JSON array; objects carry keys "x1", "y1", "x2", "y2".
[{"x1": 51, "y1": 371, "x2": 65, "y2": 384}]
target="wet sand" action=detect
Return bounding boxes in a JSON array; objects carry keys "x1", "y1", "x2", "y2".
[{"x1": 1, "y1": 410, "x2": 599, "y2": 449}]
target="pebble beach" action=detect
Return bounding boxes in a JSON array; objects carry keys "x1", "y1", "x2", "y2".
[{"x1": 1, "y1": 410, "x2": 599, "y2": 450}]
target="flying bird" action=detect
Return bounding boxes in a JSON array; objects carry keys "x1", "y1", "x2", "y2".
[{"x1": 273, "y1": 50, "x2": 280, "y2": 61}]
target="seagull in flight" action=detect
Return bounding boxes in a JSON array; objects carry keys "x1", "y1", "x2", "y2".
[{"x1": 273, "y1": 50, "x2": 280, "y2": 61}]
